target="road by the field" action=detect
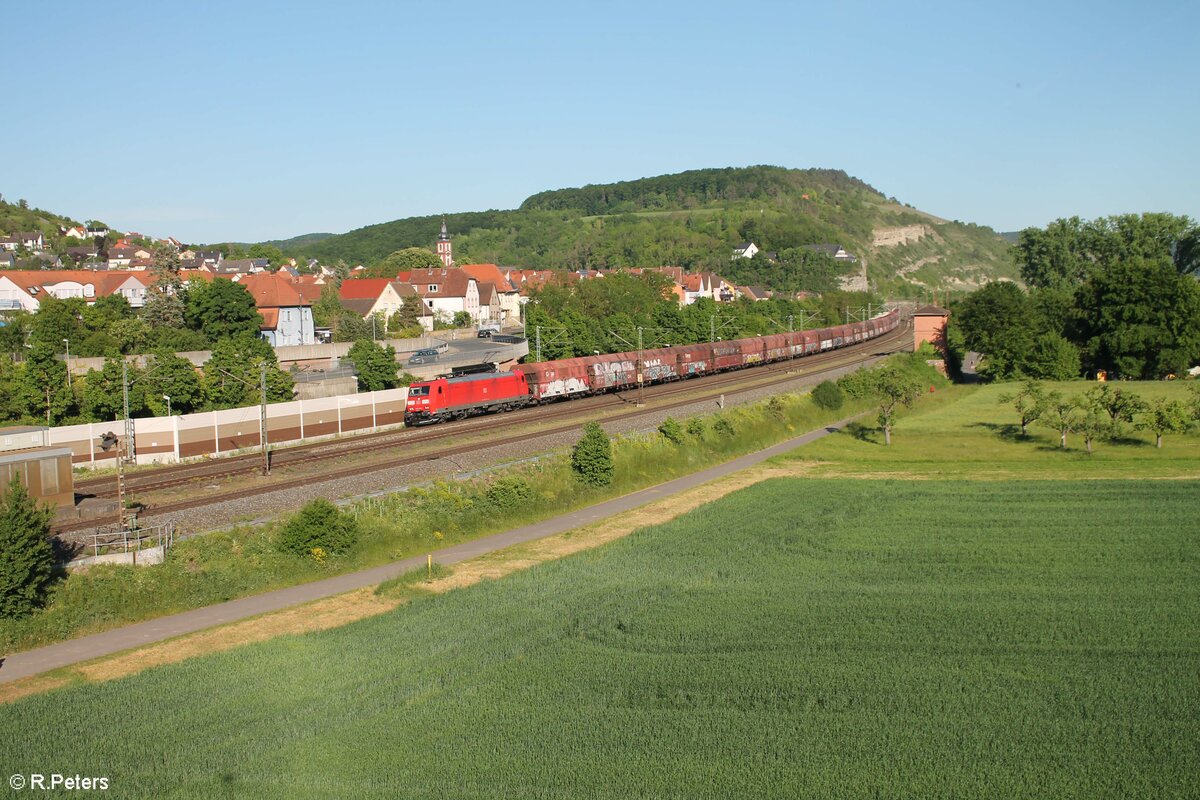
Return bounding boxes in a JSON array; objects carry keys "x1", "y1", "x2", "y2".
[{"x1": 0, "y1": 417, "x2": 855, "y2": 685}]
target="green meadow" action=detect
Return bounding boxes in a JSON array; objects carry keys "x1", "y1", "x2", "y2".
[{"x1": 798, "y1": 381, "x2": 1200, "y2": 479}]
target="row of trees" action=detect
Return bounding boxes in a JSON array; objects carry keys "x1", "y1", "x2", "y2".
[
  {"x1": 522, "y1": 271, "x2": 879, "y2": 361},
  {"x1": 1002, "y1": 382, "x2": 1200, "y2": 452},
  {"x1": 1, "y1": 278, "x2": 266, "y2": 361},
  {"x1": 952, "y1": 213, "x2": 1200, "y2": 380},
  {"x1": 0, "y1": 335, "x2": 294, "y2": 426}
]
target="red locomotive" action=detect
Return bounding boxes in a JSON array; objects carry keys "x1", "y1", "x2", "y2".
[{"x1": 404, "y1": 310, "x2": 899, "y2": 425}]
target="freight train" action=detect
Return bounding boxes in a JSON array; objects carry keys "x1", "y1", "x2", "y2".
[{"x1": 404, "y1": 309, "x2": 899, "y2": 425}]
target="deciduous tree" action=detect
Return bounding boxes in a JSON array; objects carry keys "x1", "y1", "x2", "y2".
[
  {"x1": 202, "y1": 335, "x2": 293, "y2": 409},
  {"x1": 1136, "y1": 398, "x2": 1190, "y2": 449},
  {"x1": 0, "y1": 476, "x2": 56, "y2": 619},
  {"x1": 1039, "y1": 394, "x2": 1077, "y2": 449},
  {"x1": 870, "y1": 366, "x2": 924, "y2": 445},
  {"x1": 363, "y1": 247, "x2": 442, "y2": 279},
  {"x1": 184, "y1": 278, "x2": 263, "y2": 343},
  {"x1": 954, "y1": 282, "x2": 1034, "y2": 379},
  {"x1": 998, "y1": 380, "x2": 1049, "y2": 437},
  {"x1": 345, "y1": 339, "x2": 400, "y2": 391}
]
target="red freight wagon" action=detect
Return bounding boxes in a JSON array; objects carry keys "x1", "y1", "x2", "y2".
[
  {"x1": 761, "y1": 333, "x2": 791, "y2": 362},
  {"x1": 675, "y1": 343, "x2": 712, "y2": 377},
  {"x1": 514, "y1": 358, "x2": 591, "y2": 400},
  {"x1": 638, "y1": 347, "x2": 680, "y2": 383},
  {"x1": 737, "y1": 338, "x2": 766, "y2": 367},
  {"x1": 404, "y1": 371, "x2": 529, "y2": 424},
  {"x1": 799, "y1": 329, "x2": 821, "y2": 355},
  {"x1": 587, "y1": 352, "x2": 639, "y2": 391},
  {"x1": 711, "y1": 341, "x2": 743, "y2": 370}
]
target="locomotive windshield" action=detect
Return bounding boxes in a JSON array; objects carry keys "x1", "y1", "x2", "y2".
[{"x1": 409, "y1": 385, "x2": 430, "y2": 396}]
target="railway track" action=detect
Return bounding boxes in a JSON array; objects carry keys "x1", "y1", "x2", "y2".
[{"x1": 58, "y1": 325, "x2": 911, "y2": 534}]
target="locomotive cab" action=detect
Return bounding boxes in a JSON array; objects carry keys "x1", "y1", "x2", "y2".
[{"x1": 404, "y1": 379, "x2": 447, "y2": 425}]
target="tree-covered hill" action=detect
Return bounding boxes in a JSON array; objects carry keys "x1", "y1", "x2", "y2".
[
  {"x1": 293, "y1": 166, "x2": 1014, "y2": 298},
  {"x1": 0, "y1": 196, "x2": 82, "y2": 241}
]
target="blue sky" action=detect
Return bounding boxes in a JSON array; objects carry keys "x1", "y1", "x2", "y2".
[{"x1": 3, "y1": 0, "x2": 1197, "y2": 244}]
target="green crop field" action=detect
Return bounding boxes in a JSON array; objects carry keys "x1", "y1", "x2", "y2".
[{"x1": 2, "y1": 477, "x2": 1197, "y2": 798}]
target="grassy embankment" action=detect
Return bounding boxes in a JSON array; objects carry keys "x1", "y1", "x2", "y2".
[
  {"x1": 1, "y1": 472, "x2": 1195, "y2": 796},
  {"x1": 0, "y1": 373, "x2": 890, "y2": 654}
]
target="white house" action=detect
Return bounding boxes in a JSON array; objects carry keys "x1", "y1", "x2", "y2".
[
  {"x1": 396, "y1": 268, "x2": 481, "y2": 325},
  {"x1": 732, "y1": 241, "x2": 759, "y2": 260}
]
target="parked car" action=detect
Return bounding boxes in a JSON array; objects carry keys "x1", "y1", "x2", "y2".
[
  {"x1": 408, "y1": 347, "x2": 440, "y2": 365},
  {"x1": 477, "y1": 324, "x2": 500, "y2": 338}
]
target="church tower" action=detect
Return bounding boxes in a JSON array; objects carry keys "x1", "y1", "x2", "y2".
[{"x1": 436, "y1": 217, "x2": 453, "y2": 268}]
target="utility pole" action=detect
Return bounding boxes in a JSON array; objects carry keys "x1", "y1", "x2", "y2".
[
  {"x1": 636, "y1": 326, "x2": 644, "y2": 407},
  {"x1": 260, "y1": 363, "x2": 270, "y2": 476},
  {"x1": 122, "y1": 360, "x2": 135, "y2": 462},
  {"x1": 787, "y1": 314, "x2": 795, "y2": 365},
  {"x1": 63, "y1": 338, "x2": 71, "y2": 388},
  {"x1": 535, "y1": 325, "x2": 541, "y2": 362}
]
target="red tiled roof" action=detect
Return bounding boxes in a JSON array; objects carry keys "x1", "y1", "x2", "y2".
[
  {"x1": 239, "y1": 272, "x2": 306, "y2": 308},
  {"x1": 339, "y1": 278, "x2": 393, "y2": 300},
  {"x1": 259, "y1": 308, "x2": 280, "y2": 329},
  {"x1": 460, "y1": 263, "x2": 514, "y2": 293}
]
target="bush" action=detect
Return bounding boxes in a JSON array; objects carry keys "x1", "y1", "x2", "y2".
[
  {"x1": 837, "y1": 369, "x2": 877, "y2": 400},
  {"x1": 485, "y1": 476, "x2": 535, "y2": 512},
  {"x1": 276, "y1": 499, "x2": 359, "y2": 558},
  {"x1": 713, "y1": 417, "x2": 736, "y2": 438},
  {"x1": 571, "y1": 422, "x2": 614, "y2": 487},
  {"x1": 812, "y1": 380, "x2": 844, "y2": 411},
  {"x1": 686, "y1": 418, "x2": 707, "y2": 438},
  {"x1": 658, "y1": 417, "x2": 684, "y2": 444},
  {"x1": 0, "y1": 477, "x2": 56, "y2": 619}
]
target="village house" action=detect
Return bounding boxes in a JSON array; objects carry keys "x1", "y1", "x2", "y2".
[
  {"x1": 18, "y1": 231, "x2": 45, "y2": 252},
  {"x1": 0, "y1": 270, "x2": 152, "y2": 310},
  {"x1": 337, "y1": 278, "x2": 432, "y2": 332},
  {"x1": 802, "y1": 243, "x2": 858, "y2": 263},
  {"x1": 395, "y1": 267, "x2": 481, "y2": 325},
  {"x1": 238, "y1": 272, "x2": 316, "y2": 347},
  {"x1": 732, "y1": 241, "x2": 759, "y2": 260},
  {"x1": 460, "y1": 263, "x2": 520, "y2": 327}
]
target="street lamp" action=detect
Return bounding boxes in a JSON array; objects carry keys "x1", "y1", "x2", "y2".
[{"x1": 163, "y1": 394, "x2": 172, "y2": 417}]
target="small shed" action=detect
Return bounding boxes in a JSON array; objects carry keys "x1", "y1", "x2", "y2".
[
  {"x1": 912, "y1": 305, "x2": 950, "y2": 352},
  {"x1": 0, "y1": 448, "x2": 75, "y2": 508}
]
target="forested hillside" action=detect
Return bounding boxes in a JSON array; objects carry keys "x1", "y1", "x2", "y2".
[
  {"x1": 294, "y1": 166, "x2": 1014, "y2": 297},
  {"x1": 0, "y1": 197, "x2": 82, "y2": 241}
]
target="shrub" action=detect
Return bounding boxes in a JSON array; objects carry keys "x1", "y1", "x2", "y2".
[
  {"x1": 837, "y1": 369, "x2": 877, "y2": 400},
  {"x1": 766, "y1": 396, "x2": 787, "y2": 420},
  {"x1": 686, "y1": 418, "x2": 707, "y2": 437},
  {"x1": 571, "y1": 422, "x2": 614, "y2": 487},
  {"x1": 812, "y1": 380, "x2": 844, "y2": 411},
  {"x1": 0, "y1": 477, "x2": 56, "y2": 619},
  {"x1": 658, "y1": 417, "x2": 684, "y2": 444},
  {"x1": 713, "y1": 417, "x2": 736, "y2": 438},
  {"x1": 485, "y1": 476, "x2": 535, "y2": 512},
  {"x1": 277, "y1": 499, "x2": 359, "y2": 558}
]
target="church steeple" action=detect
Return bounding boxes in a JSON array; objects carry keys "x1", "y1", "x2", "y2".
[{"x1": 436, "y1": 216, "x2": 453, "y2": 267}]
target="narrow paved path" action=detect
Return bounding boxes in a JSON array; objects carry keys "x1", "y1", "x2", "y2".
[{"x1": 0, "y1": 417, "x2": 852, "y2": 684}]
